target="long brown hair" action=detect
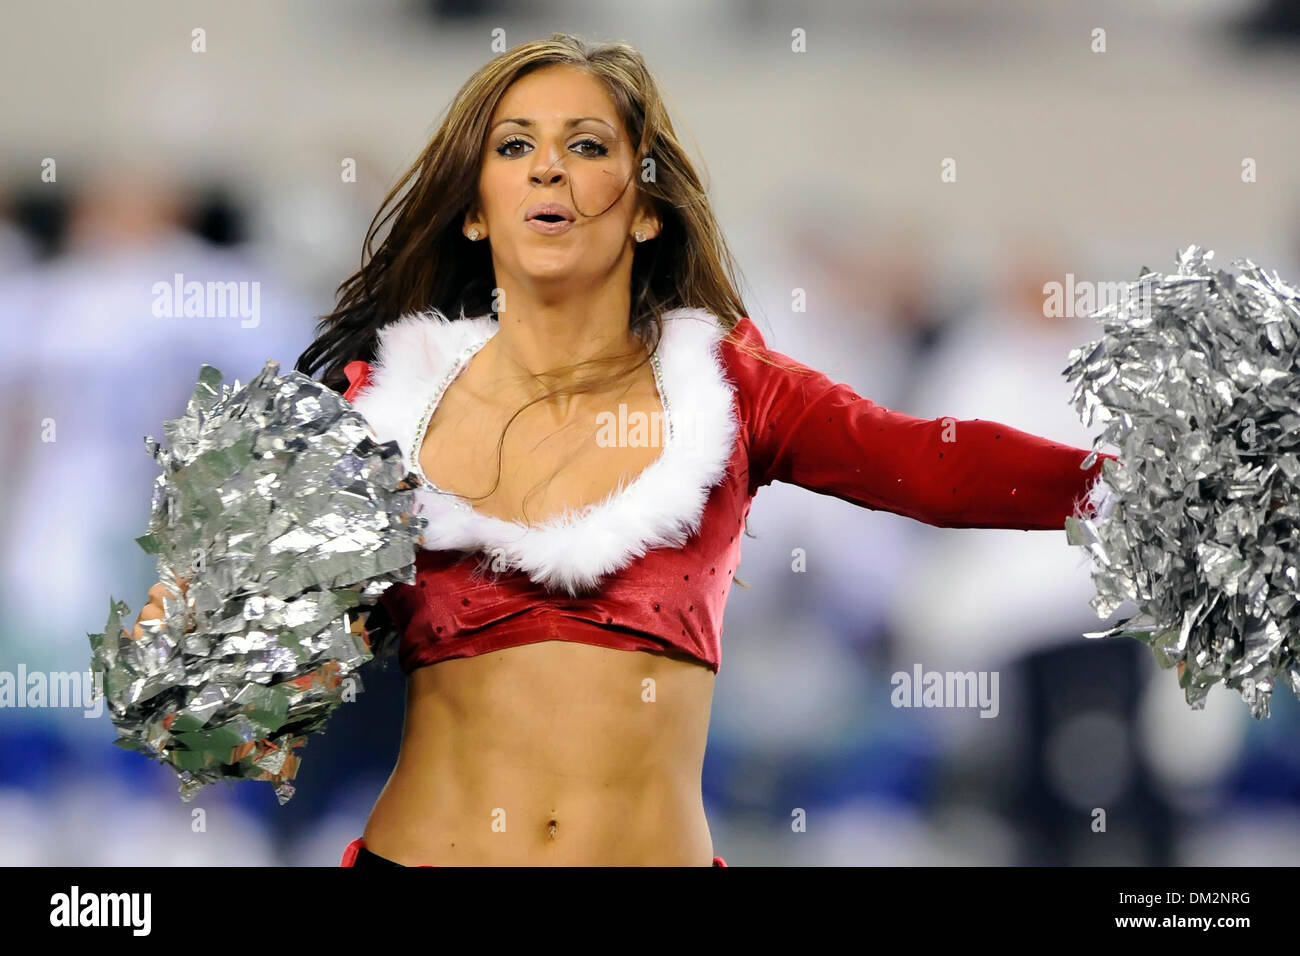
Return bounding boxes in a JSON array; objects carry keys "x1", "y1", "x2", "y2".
[{"x1": 297, "y1": 32, "x2": 780, "y2": 530}]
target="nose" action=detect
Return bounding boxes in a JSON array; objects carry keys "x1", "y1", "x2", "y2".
[{"x1": 529, "y1": 149, "x2": 567, "y2": 186}]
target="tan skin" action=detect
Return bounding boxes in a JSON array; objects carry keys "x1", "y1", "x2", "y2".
[{"x1": 131, "y1": 65, "x2": 719, "y2": 864}]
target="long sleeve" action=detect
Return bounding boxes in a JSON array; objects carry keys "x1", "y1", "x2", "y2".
[{"x1": 724, "y1": 317, "x2": 1115, "y2": 531}]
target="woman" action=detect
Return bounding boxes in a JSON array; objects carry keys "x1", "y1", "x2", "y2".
[{"x1": 132, "y1": 33, "x2": 1116, "y2": 866}]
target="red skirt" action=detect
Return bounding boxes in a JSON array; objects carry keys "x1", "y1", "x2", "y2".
[{"x1": 341, "y1": 837, "x2": 727, "y2": 867}]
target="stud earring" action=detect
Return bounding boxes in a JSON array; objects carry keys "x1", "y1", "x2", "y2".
[
  {"x1": 634, "y1": 230, "x2": 646, "y2": 243},
  {"x1": 467, "y1": 228, "x2": 480, "y2": 241}
]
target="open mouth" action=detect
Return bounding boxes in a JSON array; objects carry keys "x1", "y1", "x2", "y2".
[{"x1": 533, "y1": 214, "x2": 567, "y2": 223}]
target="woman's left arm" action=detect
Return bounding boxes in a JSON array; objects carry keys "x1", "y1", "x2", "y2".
[{"x1": 729, "y1": 317, "x2": 1117, "y2": 531}]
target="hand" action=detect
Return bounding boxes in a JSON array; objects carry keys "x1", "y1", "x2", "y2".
[{"x1": 123, "y1": 576, "x2": 191, "y2": 641}]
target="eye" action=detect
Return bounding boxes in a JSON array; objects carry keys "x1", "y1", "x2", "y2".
[
  {"x1": 496, "y1": 135, "x2": 529, "y2": 158},
  {"x1": 493, "y1": 136, "x2": 611, "y2": 159},
  {"x1": 572, "y1": 138, "x2": 609, "y2": 158}
]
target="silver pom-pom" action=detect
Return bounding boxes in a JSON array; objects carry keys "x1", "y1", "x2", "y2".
[
  {"x1": 87, "y1": 360, "x2": 426, "y2": 802},
  {"x1": 1064, "y1": 245, "x2": 1300, "y2": 719}
]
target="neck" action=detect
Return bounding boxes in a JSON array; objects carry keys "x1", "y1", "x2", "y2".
[{"x1": 486, "y1": 286, "x2": 646, "y2": 399}]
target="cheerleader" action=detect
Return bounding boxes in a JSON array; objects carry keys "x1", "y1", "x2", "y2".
[{"x1": 132, "y1": 33, "x2": 1115, "y2": 866}]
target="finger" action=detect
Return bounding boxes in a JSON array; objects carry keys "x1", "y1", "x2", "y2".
[
  {"x1": 126, "y1": 601, "x2": 162, "y2": 641},
  {"x1": 133, "y1": 604, "x2": 162, "y2": 632},
  {"x1": 149, "y1": 578, "x2": 190, "y2": 604}
]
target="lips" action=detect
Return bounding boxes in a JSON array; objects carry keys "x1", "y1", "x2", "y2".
[{"x1": 524, "y1": 202, "x2": 576, "y2": 223}]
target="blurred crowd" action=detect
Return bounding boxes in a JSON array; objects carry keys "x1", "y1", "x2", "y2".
[{"x1": 3, "y1": 0, "x2": 1300, "y2": 866}]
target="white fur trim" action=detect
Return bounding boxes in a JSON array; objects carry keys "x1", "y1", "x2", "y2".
[
  {"x1": 1068, "y1": 455, "x2": 1117, "y2": 525},
  {"x1": 1084, "y1": 466, "x2": 1117, "y2": 522},
  {"x1": 351, "y1": 306, "x2": 739, "y2": 594}
]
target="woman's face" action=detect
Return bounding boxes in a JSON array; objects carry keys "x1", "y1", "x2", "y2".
[{"x1": 468, "y1": 64, "x2": 658, "y2": 297}]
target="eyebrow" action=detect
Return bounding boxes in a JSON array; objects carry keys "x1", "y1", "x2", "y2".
[{"x1": 489, "y1": 116, "x2": 617, "y2": 134}]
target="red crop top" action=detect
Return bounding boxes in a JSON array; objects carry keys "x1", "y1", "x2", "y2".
[{"x1": 342, "y1": 307, "x2": 1117, "y2": 676}]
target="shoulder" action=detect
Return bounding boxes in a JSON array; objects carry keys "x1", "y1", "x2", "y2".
[
  {"x1": 369, "y1": 308, "x2": 498, "y2": 388},
  {"x1": 712, "y1": 313, "x2": 816, "y2": 397},
  {"x1": 653, "y1": 310, "x2": 812, "y2": 439},
  {"x1": 721, "y1": 314, "x2": 767, "y2": 350},
  {"x1": 655, "y1": 308, "x2": 787, "y2": 437},
  {"x1": 342, "y1": 307, "x2": 498, "y2": 449},
  {"x1": 342, "y1": 308, "x2": 498, "y2": 397},
  {"x1": 658, "y1": 308, "x2": 771, "y2": 381}
]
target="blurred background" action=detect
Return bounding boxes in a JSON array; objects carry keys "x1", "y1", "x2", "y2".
[{"x1": 2, "y1": 0, "x2": 1299, "y2": 866}]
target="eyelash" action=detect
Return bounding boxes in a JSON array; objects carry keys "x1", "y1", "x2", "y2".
[{"x1": 495, "y1": 136, "x2": 609, "y2": 159}]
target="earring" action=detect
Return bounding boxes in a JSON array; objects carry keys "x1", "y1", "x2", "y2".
[
  {"x1": 467, "y1": 228, "x2": 480, "y2": 241},
  {"x1": 634, "y1": 230, "x2": 646, "y2": 243}
]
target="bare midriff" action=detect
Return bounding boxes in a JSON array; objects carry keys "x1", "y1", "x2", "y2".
[{"x1": 361, "y1": 638, "x2": 717, "y2": 865}]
